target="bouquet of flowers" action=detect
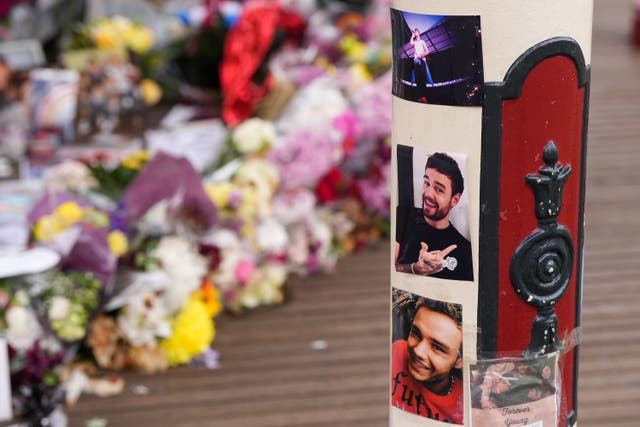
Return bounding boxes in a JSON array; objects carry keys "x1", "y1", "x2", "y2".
[{"x1": 1, "y1": 5, "x2": 395, "y2": 418}]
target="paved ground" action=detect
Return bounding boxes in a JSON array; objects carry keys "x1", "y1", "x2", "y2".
[{"x1": 67, "y1": 1, "x2": 640, "y2": 426}]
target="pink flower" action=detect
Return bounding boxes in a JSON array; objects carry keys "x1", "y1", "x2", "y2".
[
  {"x1": 269, "y1": 130, "x2": 337, "y2": 190},
  {"x1": 332, "y1": 109, "x2": 362, "y2": 142},
  {"x1": 353, "y1": 72, "x2": 392, "y2": 141},
  {"x1": 234, "y1": 259, "x2": 256, "y2": 285},
  {"x1": 357, "y1": 161, "x2": 390, "y2": 216}
]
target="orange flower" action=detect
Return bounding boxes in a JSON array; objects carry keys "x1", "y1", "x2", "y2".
[{"x1": 196, "y1": 278, "x2": 223, "y2": 318}]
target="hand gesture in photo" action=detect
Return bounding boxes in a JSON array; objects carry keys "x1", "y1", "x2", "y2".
[{"x1": 413, "y1": 242, "x2": 457, "y2": 275}]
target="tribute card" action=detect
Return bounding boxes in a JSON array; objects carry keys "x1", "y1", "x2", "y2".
[{"x1": 469, "y1": 353, "x2": 559, "y2": 427}]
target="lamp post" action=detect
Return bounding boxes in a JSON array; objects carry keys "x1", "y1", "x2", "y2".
[{"x1": 390, "y1": 2, "x2": 592, "y2": 426}]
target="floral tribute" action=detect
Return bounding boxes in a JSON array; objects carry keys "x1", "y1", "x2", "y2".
[{"x1": 1, "y1": 0, "x2": 392, "y2": 424}]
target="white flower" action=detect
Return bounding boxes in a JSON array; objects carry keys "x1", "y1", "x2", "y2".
[
  {"x1": 239, "y1": 263, "x2": 286, "y2": 309},
  {"x1": 277, "y1": 77, "x2": 348, "y2": 139},
  {"x1": 6, "y1": 306, "x2": 43, "y2": 350},
  {"x1": 273, "y1": 189, "x2": 317, "y2": 225},
  {"x1": 152, "y1": 236, "x2": 208, "y2": 314},
  {"x1": 48, "y1": 296, "x2": 71, "y2": 321},
  {"x1": 287, "y1": 226, "x2": 310, "y2": 267},
  {"x1": 255, "y1": 219, "x2": 288, "y2": 253},
  {"x1": 213, "y1": 248, "x2": 243, "y2": 292},
  {"x1": 117, "y1": 291, "x2": 172, "y2": 347},
  {"x1": 309, "y1": 212, "x2": 338, "y2": 272},
  {"x1": 280, "y1": 0, "x2": 317, "y2": 18},
  {"x1": 234, "y1": 159, "x2": 280, "y2": 216},
  {"x1": 43, "y1": 161, "x2": 96, "y2": 193},
  {"x1": 232, "y1": 118, "x2": 277, "y2": 154}
]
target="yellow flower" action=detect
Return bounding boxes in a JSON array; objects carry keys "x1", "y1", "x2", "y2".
[
  {"x1": 108, "y1": 230, "x2": 129, "y2": 257},
  {"x1": 53, "y1": 202, "x2": 84, "y2": 228},
  {"x1": 205, "y1": 182, "x2": 234, "y2": 208},
  {"x1": 349, "y1": 62, "x2": 373, "y2": 83},
  {"x1": 91, "y1": 26, "x2": 121, "y2": 50},
  {"x1": 126, "y1": 27, "x2": 154, "y2": 54},
  {"x1": 121, "y1": 150, "x2": 150, "y2": 170},
  {"x1": 160, "y1": 296, "x2": 215, "y2": 366},
  {"x1": 33, "y1": 216, "x2": 63, "y2": 241},
  {"x1": 340, "y1": 34, "x2": 367, "y2": 62},
  {"x1": 140, "y1": 79, "x2": 162, "y2": 106}
]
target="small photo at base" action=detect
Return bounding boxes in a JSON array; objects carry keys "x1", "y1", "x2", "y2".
[
  {"x1": 391, "y1": 288, "x2": 464, "y2": 424},
  {"x1": 391, "y1": 9, "x2": 484, "y2": 106},
  {"x1": 469, "y1": 354, "x2": 559, "y2": 427},
  {"x1": 395, "y1": 145, "x2": 474, "y2": 281}
]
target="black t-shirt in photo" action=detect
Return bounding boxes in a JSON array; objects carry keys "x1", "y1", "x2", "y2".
[{"x1": 397, "y1": 208, "x2": 473, "y2": 281}]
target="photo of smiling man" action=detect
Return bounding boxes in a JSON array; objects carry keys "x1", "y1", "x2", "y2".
[
  {"x1": 395, "y1": 145, "x2": 473, "y2": 281},
  {"x1": 391, "y1": 290, "x2": 464, "y2": 424}
]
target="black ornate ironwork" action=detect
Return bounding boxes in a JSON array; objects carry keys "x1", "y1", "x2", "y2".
[{"x1": 510, "y1": 141, "x2": 574, "y2": 357}]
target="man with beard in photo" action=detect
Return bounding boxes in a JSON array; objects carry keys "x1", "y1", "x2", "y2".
[
  {"x1": 395, "y1": 152, "x2": 473, "y2": 281},
  {"x1": 391, "y1": 298, "x2": 464, "y2": 424}
]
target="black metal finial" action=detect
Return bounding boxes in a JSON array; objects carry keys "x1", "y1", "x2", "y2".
[
  {"x1": 510, "y1": 141, "x2": 575, "y2": 357},
  {"x1": 525, "y1": 140, "x2": 572, "y2": 225},
  {"x1": 542, "y1": 140, "x2": 558, "y2": 165}
]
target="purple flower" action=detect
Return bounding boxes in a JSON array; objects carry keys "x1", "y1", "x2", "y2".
[
  {"x1": 189, "y1": 347, "x2": 220, "y2": 369},
  {"x1": 109, "y1": 201, "x2": 129, "y2": 234},
  {"x1": 269, "y1": 131, "x2": 337, "y2": 190}
]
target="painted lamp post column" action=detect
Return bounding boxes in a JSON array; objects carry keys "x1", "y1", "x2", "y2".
[{"x1": 390, "y1": 2, "x2": 592, "y2": 426}]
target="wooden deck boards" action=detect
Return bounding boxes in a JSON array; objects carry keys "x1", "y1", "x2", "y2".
[{"x1": 67, "y1": 1, "x2": 640, "y2": 425}]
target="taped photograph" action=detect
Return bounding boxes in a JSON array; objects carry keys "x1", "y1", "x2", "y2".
[
  {"x1": 470, "y1": 354, "x2": 559, "y2": 427},
  {"x1": 395, "y1": 145, "x2": 473, "y2": 281},
  {"x1": 391, "y1": 9, "x2": 484, "y2": 106},
  {"x1": 391, "y1": 288, "x2": 464, "y2": 424}
]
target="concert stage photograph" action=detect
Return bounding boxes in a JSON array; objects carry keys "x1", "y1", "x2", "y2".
[{"x1": 391, "y1": 9, "x2": 484, "y2": 106}]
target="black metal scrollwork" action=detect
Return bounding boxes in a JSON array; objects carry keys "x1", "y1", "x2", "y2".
[{"x1": 510, "y1": 141, "x2": 574, "y2": 357}]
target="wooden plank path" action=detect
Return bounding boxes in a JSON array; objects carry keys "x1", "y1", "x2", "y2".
[{"x1": 67, "y1": 1, "x2": 640, "y2": 425}]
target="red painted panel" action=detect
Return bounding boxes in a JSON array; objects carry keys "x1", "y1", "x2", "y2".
[{"x1": 499, "y1": 55, "x2": 585, "y2": 422}]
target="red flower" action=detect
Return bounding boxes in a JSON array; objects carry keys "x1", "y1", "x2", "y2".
[
  {"x1": 316, "y1": 168, "x2": 343, "y2": 203},
  {"x1": 315, "y1": 167, "x2": 360, "y2": 204},
  {"x1": 220, "y1": 1, "x2": 307, "y2": 125}
]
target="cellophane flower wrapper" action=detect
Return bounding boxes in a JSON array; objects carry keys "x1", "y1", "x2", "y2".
[{"x1": 122, "y1": 152, "x2": 218, "y2": 230}]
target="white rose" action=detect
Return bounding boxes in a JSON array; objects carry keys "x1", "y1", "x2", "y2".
[
  {"x1": 232, "y1": 118, "x2": 277, "y2": 154},
  {"x1": 7, "y1": 306, "x2": 43, "y2": 350},
  {"x1": 48, "y1": 296, "x2": 71, "y2": 321}
]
